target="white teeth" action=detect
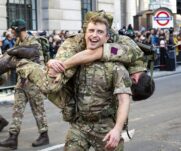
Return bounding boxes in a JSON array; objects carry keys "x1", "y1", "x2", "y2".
[{"x1": 90, "y1": 40, "x2": 98, "y2": 42}]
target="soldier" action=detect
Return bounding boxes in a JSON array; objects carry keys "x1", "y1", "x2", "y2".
[
  {"x1": 0, "y1": 115, "x2": 9, "y2": 132},
  {"x1": 64, "y1": 13, "x2": 131, "y2": 151},
  {"x1": 13, "y1": 13, "x2": 154, "y2": 150},
  {"x1": 0, "y1": 19, "x2": 49, "y2": 150},
  {"x1": 4, "y1": 11, "x2": 155, "y2": 113},
  {"x1": 0, "y1": 9, "x2": 154, "y2": 142},
  {"x1": 14, "y1": 28, "x2": 153, "y2": 105}
]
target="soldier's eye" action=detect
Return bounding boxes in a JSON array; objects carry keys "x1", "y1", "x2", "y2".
[
  {"x1": 97, "y1": 30, "x2": 104, "y2": 35},
  {"x1": 89, "y1": 29, "x2": 94, "y2": 33}
]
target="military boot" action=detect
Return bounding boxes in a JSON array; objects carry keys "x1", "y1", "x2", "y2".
[
  {"x1": 0, "y1": 53, "x2": 17, "y2": 75},
  {"x1": 7, "y1": 44, "x2": 40, "y2": 63},
  {"x1": 0, "y1": 133, "x2": 18, "y2": 150},
  {"x1": 0, "y1": 115, "x2": 9, "y2": 131},
  {"x1": 32, "y1": 131, "x2": 49, "y2": 147}
]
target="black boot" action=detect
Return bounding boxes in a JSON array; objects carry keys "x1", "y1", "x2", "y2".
[
  {"x1": 0, "y1": 133, "x2": 18, "y2": 150},
  {"x1": 32, "y1": 131, "x2": 49, "y2": 147},
  {"x1": 0, "y1": 115, "x2": 9, "y2": 131}
]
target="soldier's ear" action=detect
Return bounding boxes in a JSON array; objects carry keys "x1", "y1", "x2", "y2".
[{"x1": 106, "y1": 33, "x2": 110, "y2": 41}]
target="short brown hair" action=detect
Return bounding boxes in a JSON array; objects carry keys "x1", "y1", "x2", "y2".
[
  {"x1": 83, "y1": 10, "x2": 113, "y2": 34},
  {"x1": 86, "y1": 15, "x2": 110, "y2": 34}
]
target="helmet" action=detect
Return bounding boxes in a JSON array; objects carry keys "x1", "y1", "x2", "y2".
[{"x1": 11, "y1": 19, "x2": 26, "y2": 33}]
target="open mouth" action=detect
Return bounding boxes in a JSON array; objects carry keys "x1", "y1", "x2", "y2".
[{"x1": 90, "y1": 39, "x2": 99, "y2": 44}]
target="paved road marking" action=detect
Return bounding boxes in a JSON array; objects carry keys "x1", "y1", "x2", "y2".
[
  {"x1": 38, "y1": 144, "x2": 65, "y2": 151},
  {"x1": 129, "y1": 117, "x2": 142, "y2": 122}
]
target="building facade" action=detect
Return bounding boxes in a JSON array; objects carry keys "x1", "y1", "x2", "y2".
[{"x1": 0, "y1": 0, "x2": 178, "y2": 35}]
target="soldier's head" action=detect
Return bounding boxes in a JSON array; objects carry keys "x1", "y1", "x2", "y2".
[
  {"x1": 84, "y1": 12, "x2": 111, "y2": 50},
  {"x1": 131, "y1": 72, "x2": 155, "y2": 101},
  {"x1": 83, "y1": 10, "x2": 113, "y2": 33},
  {"x1": 11, "y1": 19, "x2": 26, "y2": 37}
]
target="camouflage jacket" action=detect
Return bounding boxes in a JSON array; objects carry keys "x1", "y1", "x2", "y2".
[
  {"x1": 15, "y1": 34, "x2": 44, "y2": 64},
  {"x1": 15, "y1": 34, "x2": 44, "y2": 88},
  {"x1": 47, "y1": 32, "x2": 146, "y2": 115},
  {"x1": 74, "y1": 61, "x2": 132, "y2": 119}
]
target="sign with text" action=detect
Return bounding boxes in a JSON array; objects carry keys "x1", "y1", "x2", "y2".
[{"x1": 152, "y1": 8, "x2": 173, "y2": 29}]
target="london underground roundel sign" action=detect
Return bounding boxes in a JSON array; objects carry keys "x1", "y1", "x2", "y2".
[{"x1": 152, "y1": 8, "x2": 173, "y2": 29}]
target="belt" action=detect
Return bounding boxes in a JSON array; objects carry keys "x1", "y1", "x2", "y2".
[{"x1": 80, "y1": 112, "x2": 113, "y2": 123}]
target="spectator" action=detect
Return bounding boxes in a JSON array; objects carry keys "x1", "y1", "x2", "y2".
[
  {"x1": 1, "y1": 31, "x2": 14, "y2": 53},
  {"x1": 48, "y1": 36, "x2": 55, "y2": 58},
  {"x1": 64, "y1": 30, "x2": 70, "y2": 39},
  {"x1": 150, "y1": 28, "x2": 159, "y2": 47},
  {"x1": 118, "y1": 26, "x2": 126, "y2": 35},
  {"x1": 159, "y1": 30, "x2": 167, "y2": 70},
  {"x1": 0, "y1": 37, "x2": 3, "y2": 56},
  {"x1": 126, "y1": 24, "x2": 135, "y2": 39}
]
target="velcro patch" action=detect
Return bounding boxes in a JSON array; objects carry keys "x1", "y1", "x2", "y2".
[{"x1": 111, "y1": 47, "x2": 118, "y2": 55}]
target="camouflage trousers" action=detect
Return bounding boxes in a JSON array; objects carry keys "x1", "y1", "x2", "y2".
[
  {"x1": 64, "y1": 117, "x2": 124, "y2": 151},
  {"x1": 16, "y1": 59, "x2": 75, "y2": 109},
  {"x1": 9, "y1": 80, "x2": 48, "y2": 135}
]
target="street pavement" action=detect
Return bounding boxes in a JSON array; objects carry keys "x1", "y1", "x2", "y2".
[{"x1": 0, "y1": 66, "x2": 181, "y2": 151}]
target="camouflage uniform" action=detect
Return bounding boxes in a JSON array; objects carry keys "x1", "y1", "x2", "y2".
[
  {"x1": 64, "y1": 61, "x2": 132, "y2": 151},
  {"x1": 9, "y1": 34, "x2": 48, "y2": 135},
  {"x1": 16, "y1": 33, "x2": 146, "y2": 109}
]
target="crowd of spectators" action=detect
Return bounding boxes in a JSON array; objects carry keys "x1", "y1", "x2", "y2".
[
  {"x1": 0, "y1": 29, "x2": 73, "y2": 58},
  {"x1": 1, "y1": 25, "x2": 181, "y2": 68},
  {"x1": 119, "y1": 24, "x2": 181, "y2": 69}
]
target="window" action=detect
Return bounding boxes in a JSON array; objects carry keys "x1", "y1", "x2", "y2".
[
  {"x1": 7, "y1": 0, "x2": 37, "y2": 30},
  {"x1": 81, "y1": 0, "x2": 94, "y2": 25}
]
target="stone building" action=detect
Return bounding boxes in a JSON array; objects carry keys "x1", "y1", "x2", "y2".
[{"x1": 0, "y1": 0, "x2": 178, "y2": 35}]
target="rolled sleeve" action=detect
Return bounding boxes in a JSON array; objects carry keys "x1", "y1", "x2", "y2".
[
  {"x1": 113, "y1": 63, "x2": 132, "y2": 95},
  {"x1": 114, "y1": 87, "x2": 132, "y2": 95}
]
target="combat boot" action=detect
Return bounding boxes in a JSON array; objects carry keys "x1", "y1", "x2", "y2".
[
  {"x1": 0, "y1": 133, "x2": 18, "y2": 150},
  {"x1": 7, "y1": 44, "x2": 40, "y2": 63},
  {"x1": 32, "y1": 131, "x2": 49, "y2": 147},
  {"x1": 0, "y1": 115, "x2": 9, "y2": 131},
  {"x1": 0, "y1": 53, "x2": 17, "y2": 75}
]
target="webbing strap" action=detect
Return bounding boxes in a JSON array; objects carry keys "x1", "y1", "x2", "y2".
[{"x1": 150, "y1": 61, "x2": 154, "y2": 79}]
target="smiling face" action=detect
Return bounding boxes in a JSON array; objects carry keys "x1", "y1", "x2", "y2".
[{"x1": 85, "y1": 21, "x2": 109, "y2": 50}]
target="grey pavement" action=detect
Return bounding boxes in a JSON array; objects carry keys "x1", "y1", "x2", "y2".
[
  {"x1": 150, "y1": 65, "x2": 181, "y2": 78},
  {"x1": 0, "y1": 65, "x2": 181, "y2": 104}
]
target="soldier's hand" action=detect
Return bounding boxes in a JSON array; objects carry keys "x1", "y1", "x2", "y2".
[
  {"x1": 47, "y1": 67, "x2": 62, "y2": 83},
  {"x1": 47, "y1": 59, "x2": 65, "y2": 72},
  {"x1": 103, "y1": 128, "x2": 121, "y2": 150},
  {"x1": 47, "y1": 67, "x2": 59, "y2": 78}
]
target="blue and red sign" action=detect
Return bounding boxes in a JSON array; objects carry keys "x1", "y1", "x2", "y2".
[{"x1": 152, "y1": 8, "x2": 173, "y2": 28}]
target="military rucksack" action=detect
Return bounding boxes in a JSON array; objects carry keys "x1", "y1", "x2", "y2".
[{"x1": 36, "y1": 36, "x2": 50, "y2": 63}]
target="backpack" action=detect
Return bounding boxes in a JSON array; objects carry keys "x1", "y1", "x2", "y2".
[{"x1": 36, "y1": 36, "x2": 50, "y2": 63}]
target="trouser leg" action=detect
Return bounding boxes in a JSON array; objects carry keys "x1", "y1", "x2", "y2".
[
  {"x1": 9, "y1": 88, "x2": 27, "y2": 135},
  {"x1": 28, "y1": 88, "x2": 48, "y2": 133},
  {"x1": 16, "y1": 59, "x2": 63, "y2": 94}
]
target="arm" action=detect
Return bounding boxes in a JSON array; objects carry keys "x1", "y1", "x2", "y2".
[
  {"x1": 114, "y1": 94, "x2": 130, "y2": 133},
  {"x1": 103, "y1": 35, "x2": 147, "y2": 74},
  {"x1": 63, "y1": 46, "x2": 103, "y2": 69},
  {"x1": 103, "y1": 64, "x2": 131, "y2": 150},
  {"x1": 49, "y1": 34, "x2": 146, "y2": 76},
  {"x1": 103, "y1": 93, "x2": 130, "y2": 150},
  {"x1": 47, "y1": 47, "x2": 103, "y2": 73}
]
